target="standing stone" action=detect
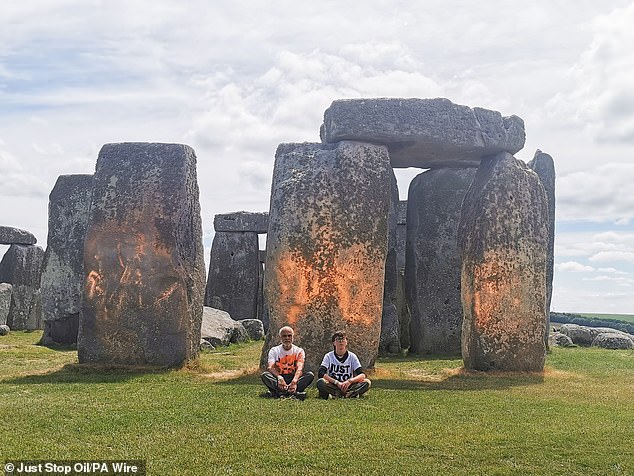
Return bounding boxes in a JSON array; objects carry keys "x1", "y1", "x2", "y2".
[
  {"x1": 213, "y1": 212, "x2": 269, "y2": 233},
  {"x1": 396, "y1": 201, "x2": 407, "y2": 271},
  {"x1": 528, "y1": 150, "x2": 555, "y2": 346},
  {"x1": 40, "y1": 174, "x2": 93, "y2": 346},
  {"x1": 459, "y1": 152, "x2": 548, "y2": 371},
  {"x1": 406, "y1": 168, "x2": 476, "y2": 355},
  {"x1": 321, "y1": 98, "x2": 526, "y2": 168},
  {"x1": 261, "y1": 141, "x2": 391, "y2": 372},
  {"x1": 78, "y1": 143, "x2": 205, "y2": 367},
  {"x1": 0, "y1": 225, "x2": 37, "y2": 245},
  {"x1": 0, "y1": 283, "x2": 12, "y2": 326},
  {"x1": 380, "y1": 170, "x2": 401, "y2": 354},
  {"x1": 0, "y1": 244, "x2": 44, "y2": 330},
  {"x1": 205, "y1": 231, "x2": 259, "y2": 321}
]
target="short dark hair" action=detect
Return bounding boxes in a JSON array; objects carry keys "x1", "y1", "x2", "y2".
[{"x1": 331, "y1": 331, "x2": 346, "y2": 342}]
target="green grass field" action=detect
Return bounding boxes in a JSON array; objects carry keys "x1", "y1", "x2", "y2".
[
  {"x1": 579, "y1": 313, "x2": 634, "y2": 324},
  {"x1": 1, "y1": 331, "x2": 633, "y2": 475}
]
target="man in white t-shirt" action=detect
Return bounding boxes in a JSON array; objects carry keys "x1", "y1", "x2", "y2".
[
  {"x1": 261, "y1": 325, "x2": 314, "y2": 400},
  {"x1": 316, "y1": 331, "x2": 371, "y2": 399}
]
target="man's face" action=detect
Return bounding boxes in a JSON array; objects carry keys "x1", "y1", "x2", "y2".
[
  {"x1": 280, "y1": 329, "x2": 294, "y2": 349},
  {"x1": 333, "y1": 335, "x2": 347, "y2": 355}
]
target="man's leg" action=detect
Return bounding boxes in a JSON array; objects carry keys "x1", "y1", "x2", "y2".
[
  {"x1": 345, "y1": 379, "x2": 371, "y2": 398},
  {"x1": 316, "y1": 378, "x2": 342, "y2": 399},
  {"x1": 261, "y1": 372, "x2": 280, "y2": 397},
  {"x1": 296, "y1": 371, "x2": 314, "y2": 392}
]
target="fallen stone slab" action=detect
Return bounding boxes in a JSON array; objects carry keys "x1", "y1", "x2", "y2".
[
  {"x1": 213, "y1": 212, "x2": 269, "y2": 233},
  {"x1": 560, "y1": 324, "x2": 634, "y2": 346},
  {"x1": 200, "y1": 306, "x2": 249, "y2": 347},
  {"x1": 240, "y1": 318, "x2": 265, "y2": 340},
  {"x1": 0, "y1": 225, "x2": 37, "y2": 245},
  {"x1": 321, "y1": 98, "x2": 525, "y2": 168},
  {"x1": 592, "y1": 333, "x2": 634, "y2": 350},
  {"x1": 548, "y1": 332, "x2": 575, "y2": 348}
]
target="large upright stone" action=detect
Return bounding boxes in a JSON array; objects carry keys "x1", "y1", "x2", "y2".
[
  {"x1": 379, "y1": 170, "x2": 400, "y2": 354},
  {"x1": 459, "y1": 152, "x2": 548, "y2": 371},
  {"x1": 40, "y1": 174, "x2": 93, "y2": 346},
  {"x1": 396, "y1": 200, "x2": 407, "y2": 271},
  {"x1": 321, "y1": 98, "x2": 525, "y2": 168},
  {"x1": 528, "y1": 150, "x2": 556, "y2": 345},
  {"x1": 78, "y1": 143, "x2": 205, "y2": 367},
  {"x1": 0, "y1": 225, "x2": 37, "y2": 245},
  {"x1": 213, "y1": 212, "x2": 269, "y2": 233},
  {"x1": 406, "y1": 168, "x2": 476, "y2": 355},
  {"x1": 205, "y1": 230, "x2": 259, "y2": 321},
  {"x1": 0, "y1": 244, "x2": 44, "y2": 330},
  {"x1": 0, "y1": 283, "x2": 12, "y2": 326},
  {"x1": 261, "y1": 141, "x2": 391, "y2": 372}
]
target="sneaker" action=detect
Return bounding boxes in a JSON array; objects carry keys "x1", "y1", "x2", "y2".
[{"x1": 295, "y1": 392, "x2": 307, "y2": 401}]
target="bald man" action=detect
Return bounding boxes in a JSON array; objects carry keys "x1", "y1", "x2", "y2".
[{"x1": 261, "y1": 326, "x2": 314, "y2": 400}]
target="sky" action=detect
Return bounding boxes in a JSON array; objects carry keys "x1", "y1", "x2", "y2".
[{"x1": 1, "y1": 0, "x2": 633, "y2": 314}]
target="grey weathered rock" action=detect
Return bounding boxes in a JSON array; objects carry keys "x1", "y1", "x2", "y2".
[
  {"x1": 380, "y1": 170, "x2": 400, "y2": 354},
  {"x1": 40, "y1": 174, "x2": 93, "y2": 346},
  {"x1": 240, "y1": 318, "x2": 265, "y2": 340},
  {"x1": 321, "y1": 98, "x2": 525, "y2": 169},
  {"x1": 528, "y1": 150, "x2": 555, "y2": 345},
  {"x1": 548, "y1": 332, "x2": 575, "y2": 347},
  {"x1": 396, "y1": 200, "x2": 407, "y2": 271},
  {"x1": 200, "y1": 339, "x2": 215, "y2": 351},
  {"x1": 558, "y1": 324, "x2": 595, "y2": 346},
  {"x1": 0, "y1": 283, "x2": 12, "y2": 326},
  {"x1": 0, "y1": 244, "x2": 44, "y2": 330},
  {"x1": 78, "y1": 142, "x2": 206, "y2": 367},
  {"x1": 205, "y1": 231, "x2": 259, "y2": 321},
  {"x1": 261, "y1": 141, "x2": 391, "y2": 372},
  {"x1": 592, "y1": 333, "x2": 634, "y2": 350},
  {"x1": 406, "y1": 168, "x2": 476, "y2": 355},
  {"x1": 200, "y1": 307, "x2": 249, "y2": 347},
  {"x1": 396, "y1": 270, "x2": 411, "y2": 350},
  {"x1": 559, "y1": 324, "x2": 634, "y2": 347},
  {"x1": 0, "y1": 324, "x2": 9, "y2": 336},
  {"x1": 0, "y1": 225, "x2": 37, "y2": 245},
  {"x1": 459, "y1": 152, "x2": 548, "y2": 371},
  {"x1": 213, "y1": 212, "x2": 269, "y2": 233}
]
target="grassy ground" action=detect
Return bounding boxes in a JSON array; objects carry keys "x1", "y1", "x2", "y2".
[
  {"x1": 578, "y1": 313, "x2": 634, "y2": 324},
  {"x1": 1, "y1": 332, "x2": 633, "y2": 476}
]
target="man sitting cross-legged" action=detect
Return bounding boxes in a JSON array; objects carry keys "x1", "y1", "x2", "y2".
[
  {"x1": 316, "y1": 331, "x2": 371, "y2": 399},
  {"x1": 261, "y1": 326, "x2": 314, "y2": 400}
]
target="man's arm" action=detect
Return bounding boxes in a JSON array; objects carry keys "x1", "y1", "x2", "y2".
[{"x1": 340, "y1": 367, "x2": 365, "y2": 393}]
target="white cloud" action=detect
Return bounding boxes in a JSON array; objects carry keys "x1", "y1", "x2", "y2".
[
  {"x1": 556, "y1": 261, "x2": 595, "y2": 272},
  {"x1": 589, "y1": 251, "x2": 634, "y2": 263}
]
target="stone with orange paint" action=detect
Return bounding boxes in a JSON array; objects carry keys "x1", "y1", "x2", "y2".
[
  {"x1": 78, "y1": 142, "x2": 206, "y2": 367},
  {"x1": 40, "y1": 174, "x2": 93, "y2": 346},
  {"x1": 459, "y1": 152, "x2": 548, "y2": 371},
  {"x1": 261, "y1": 140, "x2": 392, "y2": 373}
]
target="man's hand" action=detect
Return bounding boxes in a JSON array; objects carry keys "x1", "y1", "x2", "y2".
[
  {"x1": 339, "y1": 379, "x2": 352, "y2": 393},
  {"x1": 277, "y1": 376, "x2": 287, "y2": 391},
  {"x1": 288, "y1": 380, "x2": 298, "y2": 393}
]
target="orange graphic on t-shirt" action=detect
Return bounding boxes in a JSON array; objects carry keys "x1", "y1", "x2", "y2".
[{"x1": 275, "y1": 353, "x2": 303, "y2": 375}]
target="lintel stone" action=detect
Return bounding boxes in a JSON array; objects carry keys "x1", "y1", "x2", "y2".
[{"x1": 321, "y1": 98, "x2": 525, "y2": 168}]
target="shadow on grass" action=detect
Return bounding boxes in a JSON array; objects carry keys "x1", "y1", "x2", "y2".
[
  {"x1": 212, "y1": 368, "x2": 544, "y2": 391},
  {"x1": 2, "y1": 363, "x2": 171, "y2": 385}
]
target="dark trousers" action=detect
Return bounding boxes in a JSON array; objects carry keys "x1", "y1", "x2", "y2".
[
  {"x1": 261, "y1": 371, "x2": 314, "y2": 396},
  {"x1": 316, "y1": 378, "x2": 371, "y2": 398}
]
